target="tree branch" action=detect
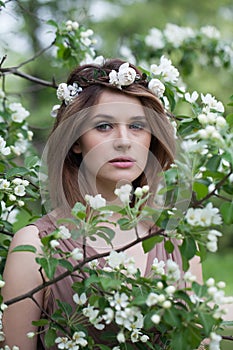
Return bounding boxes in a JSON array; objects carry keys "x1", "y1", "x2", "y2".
[
  {"x1": 0, "y1": 67, "x2": 57, "y2": 88},
  {"x1": 4, "y1": 226, "x2": 165, "y2": 306},
  {"x1": 192, "y1": 169, "x2": 233, "y2": 207}
]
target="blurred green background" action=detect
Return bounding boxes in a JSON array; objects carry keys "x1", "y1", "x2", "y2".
[{"x1": 1, "y1": 1, "x2": 233, "y2": 346}]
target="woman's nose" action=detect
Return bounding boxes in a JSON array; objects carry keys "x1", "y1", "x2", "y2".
[{"x1": 113, "y1": 125, "x2": 131, "y2": 151}]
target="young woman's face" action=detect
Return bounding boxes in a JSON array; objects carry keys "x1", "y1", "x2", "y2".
[{"x1": 73, "y1": 89, "x2": 151, "y2": 197}]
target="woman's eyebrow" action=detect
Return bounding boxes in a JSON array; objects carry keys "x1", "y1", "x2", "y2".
[{"x1": 92, "y1": 114, "x2": 147, "y2": 120}]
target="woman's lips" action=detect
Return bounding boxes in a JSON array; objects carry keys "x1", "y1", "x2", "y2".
[{"x1": 109, "y1": 157, "x2": 136, "y2": 168}]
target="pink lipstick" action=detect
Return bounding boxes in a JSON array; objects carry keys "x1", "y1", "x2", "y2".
[{"x1": 109, "y1": 157, "x2": 135, "y2": 169}]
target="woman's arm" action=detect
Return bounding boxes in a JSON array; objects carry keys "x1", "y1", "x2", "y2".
[
  {"x1": 1, "y1": 225, "x2": 44, "y2": 350},
  {"x1": 189, "y1": 255, "x2": 203, "y2": 284}
]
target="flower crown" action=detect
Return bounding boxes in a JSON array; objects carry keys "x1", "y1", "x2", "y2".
[{"x1": 51, "y1": 58, "x2": 179, "y2": 117}]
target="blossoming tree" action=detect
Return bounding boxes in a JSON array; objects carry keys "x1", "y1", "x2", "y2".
[{"x1": 0, "y1": 8, "x2": 233, "y2": 350}]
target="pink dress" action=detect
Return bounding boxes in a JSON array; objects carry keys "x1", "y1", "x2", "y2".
[{"x1": 33, "y1": 214, "x2": 184, "y2": 349}]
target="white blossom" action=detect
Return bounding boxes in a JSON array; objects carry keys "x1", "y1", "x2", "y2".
[
  {"x1": 185, "y1": 203, "x2": 222, "y2": 227},
  {"x1": 184, "y1": 271, "x2": 197, "y2": 283},
  {"x1": 209, "y1": 332, "x2": 222, "y2": 350},
  {"x1": 140, "y1": 334, "x2": 149, "y2": 343},
  {"x1": 145, "y1": 28, "x2": 165, "y2": 49},
  {"x1": 162, "y1": 300, "x2": 172, "y2": 309},
  {"x1": 57, "y1": 83, "x2": 82, "y2": 105},
  {"x1": 58, "y1": 225, "x2": 71, "y2": 239},
  {"x1": 70, "y1": 248, "x2": 83, "y2": 260},
  {"x1": 166, "y1": 259, "x2": 180, "y2": 281},
  {"x1": 50, "y1": 239, "x2": 59, "y2": 248},
  {"x1": 107, "y1": 250, "x2": 127, "y2": 269},
  {"x1": 200, "y1": 26, "x2": 221, "y2": 39},
  {"x1": 85, "y1": 193, "x2": 106, "y2": 209},
  {"x1": 0, "y1": 136, "x2": 11, "y2": 156},
  {"x1": 0, "y1": 179, "x2": 10, "y2": 190},
  {"x1": 50, "y1": 104, "x2": 60, "y2": 118},
  {"x1": 201, "y1": 93, "x2": 224, "y2": 113},
  {"x1": 117, "y1": 62, "x2": 137, "y2": 86},
  {"x1": 14, "y1": 184, "x2": 26, "y2": 197},
  {"x1": 72, "y1": 331, "x2": 87, "y2": 347},
  {"x1": 151, "y1": 314, "x2": 161, "y2": 324},
  {"x1": 164, "y1": 23, "x2": 195, "y2": 48},
  {"x1": 9, "y1": 102, "x2": 30, "y2": 123},
  {"x1": 150, "y1": 56, "x2": 179, "y2": 83},
  {"x1": 73, "y1": 292, "x2": 87, "y2": 306},
  {"x1": 151, "y1": 258, "x2": 165, "y2": 275},
  {"x1": 109, "y1": 292, "x2": 129, "y2": 311},
  {"x1": 184, "y1": 91, "x2": 199, "y2": 103},
  {"x1": 27, "y1": 332, "x2": 35, "y2": 338},
  {"x1": 102, "y1": 307, "x2": 114, "y2": 324},
  {"x1": 0, "y1": 280, "x2": 5, "y2": 288},
  {"x1": 148, "y1": 78, "x2": 165, "y2": 98},
  {"x1": 146, "y1": 292, "x2": 159, "y2": 306},
  {"x1": 82, "y1": 304, "x2": 99, "y2": 322},
  {"x1": 55, "y1": 336, "x2": 69, "y2": 349},
  {"x1": 114, "y1": 184, "x2": 132, "y2": 205},
  {"x1": 117, "y1": 331, "x2": 125, "y2": 343},
  {"x1": 109, "y1": 62, "x2": 137, "y2": 88}
]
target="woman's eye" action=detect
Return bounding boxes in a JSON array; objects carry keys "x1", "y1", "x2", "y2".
[
  {"x1": 95, "y1": 123, "x2": 113, "y2": 131},
  {"x1": 130, "y1": 122, "x2": 145, "y2": 130}
]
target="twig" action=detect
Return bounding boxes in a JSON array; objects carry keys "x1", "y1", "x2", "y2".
[
  {"x1": 0, "y1": 67, "x2": 57, "y2": 88},
  {"x1": 192, "y1": 169, "x2": 233, "y2": 207},
  {"x1": 5, "y1": 227, "x2": 165, "y2": 306},
  {"x1": 0, "y1": 230, "x2": 14, "y2": 237},
  {"x1": 16, "y1": 42, "x2": 55, "y2": 69},
  {"x1": 0, "y1": 55, "x2": 7, "y2": 68},
  {"x1": 222, "y1": 335, "x2": 233, "y2": 341}
]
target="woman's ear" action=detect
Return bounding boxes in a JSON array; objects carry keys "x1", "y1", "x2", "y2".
[{"x1": 72, "y1": 141, "x2": 82, "y2": 154}]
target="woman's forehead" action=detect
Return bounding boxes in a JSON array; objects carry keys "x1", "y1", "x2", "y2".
[{"x1": 92, "y1": 89, "x2": 145, "y2": 118}]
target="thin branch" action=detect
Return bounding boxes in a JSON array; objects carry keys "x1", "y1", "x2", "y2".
[
  {"x1": 0, "y1": 55, "x2": 7, "y2": 68},
  {"x1": 17, "y1": 41, "x2": 55, "y2": 69},
  {"x1": 5, "y1": 227, "x2": 165, "y2": 306},
  {"x1": 0, "y1": 67, "x2": 57, "y2": 88},
  {"x1": 192, "y1": 169, "x2": 233, "y2": 207},
  {"x1": 0, "y1": 230, "x2": 14, "y2": 237},
  {"x1": 222, "y1": 335, "x2": 233, "y2": 341}
]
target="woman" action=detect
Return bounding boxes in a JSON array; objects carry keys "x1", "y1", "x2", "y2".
[{"x1": 1, "y1": 59, "x2": 202, "y2": 349}]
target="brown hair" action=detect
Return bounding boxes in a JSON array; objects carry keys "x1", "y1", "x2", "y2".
[{"x1": 46, "y1": 58, "x2": 175, "y2": 211}]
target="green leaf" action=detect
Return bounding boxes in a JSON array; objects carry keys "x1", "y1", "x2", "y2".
[
  {"x1": 6, "y1": 167, "x2": 29, "y2": 178},
  {"x1": 193, "y1": 181, "x2": 208, "y2": 200},
  {"x1": 220, "y1": 201, "x2": 233, "y2": 224},
  {"x1": 226, "y1": 113, "x2": 233, "y2": 127},
  {"x1": 163, "y1": 309, "x2": 180, "y2": 327},
  {"x1": 58, "y1": 259, "x2": 74, "y2": 272},
  {"x1": 71, "y1": 202, "x2": 86, "y2": 219},
  {"x1": 24, "y1": 155, "x2": 39, "y2": 168},
  {"x1": 57, "y1": 300, "x2": 73, "y2": 316},
  {"x1": 97, "y1": 226, "x2": 115, "y2": 241},
  {"x1": 192, "y1": 282, "x2": 207, "y2": 298},
  {"x1": 171, "y1": 329, "x2": 188, "y2": 350},
  {"x1": 12, "y1": 245, "x2": 37, "y2": 253},
  {"x1": 198, "y1": 312, "x2": 215, "y2": 335},
  {"x1": 47, "y1": 19, "x2": 58, "y2": 28},
  {"x1": 179, "y1": 237, "x2": 196, "y2": 260},
  {"x1": 32, "y1": 319, "x2": 49, "y2": 327},
  {"x1": 206, "y1": 155, "x2": 221, "y2": 171},
  {"x1": 96, "y1": 345, "x2": 112, "y2": 350},
  {"x1": 142, "y1": 235, "x2": 164, "y2": 253},
  {"x1": 36, "y1": 257, "x2": 58, "y2": 279},
  {"x1": 100, "y1": 277, "x2": 122, "y2": 290},
  {"x1": 44, "y1": 328, "x2": 57, "y2": 348},
  {"x1": 164, "y1": 240, "x2": 174, "y2": 253}
]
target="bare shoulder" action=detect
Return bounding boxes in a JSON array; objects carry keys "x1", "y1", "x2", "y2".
[{"x1": 9, "y1": 224, "x2": 41, "y2": 251}]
